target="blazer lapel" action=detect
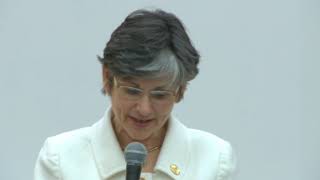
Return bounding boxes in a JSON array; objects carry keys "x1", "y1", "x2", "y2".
[
  {"x1": 90, "y1": 109, "x2": 126, "y2": 179},
  {"x1": 155, "y1": 116, "x2": 190, "y2": 179}
]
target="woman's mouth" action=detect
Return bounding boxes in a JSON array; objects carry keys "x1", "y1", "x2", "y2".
[{"x1": 129, "y1": 116, "x2": 153, "y2": 128}]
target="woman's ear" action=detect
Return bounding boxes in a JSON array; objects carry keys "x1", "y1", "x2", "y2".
[
  {"x1": 102, "y1": 65, "x2": 112, "y2": 95},
  {"x1": 175, "y1": 85, "x2": 187, "y2": 103}
]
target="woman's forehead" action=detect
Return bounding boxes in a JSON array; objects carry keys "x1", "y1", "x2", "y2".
[{"x1": 118, "y1": 76, "x2": 175, "y2": 89}]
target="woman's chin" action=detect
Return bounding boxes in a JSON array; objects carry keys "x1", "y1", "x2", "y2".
[{"x1": 127, "y1": 130, "x2": 152, "y2": 141}]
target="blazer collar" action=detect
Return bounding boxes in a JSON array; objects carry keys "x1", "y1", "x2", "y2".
[{"x1": 90, "y1": 108, "x2": 190, "y2": 180}]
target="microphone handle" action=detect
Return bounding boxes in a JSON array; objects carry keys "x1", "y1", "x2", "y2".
[{"x1": 126, "y1": 164, "x2": 142, "y2": 180}]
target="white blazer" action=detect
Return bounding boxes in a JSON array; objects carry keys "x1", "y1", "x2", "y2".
[{"x1": 34, "y1": 109, "x2": 236, "y2": 180}]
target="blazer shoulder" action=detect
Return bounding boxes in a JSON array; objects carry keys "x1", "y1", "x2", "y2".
[
  {"x1": 187, "y1": 128, "x2": 230, "y2": 150},
  {"x1": 35, "y1": 127, "x2": 93, "y2": 180},
  {"x1": 186, "y1": 128, "x2": 235, "y2": 166},
  {"x1": 44, "y1": 126, "x2": 92, "y2": 155},
  {"x1": 186, "y1": 128, "x2": 236, "y2": 179}
]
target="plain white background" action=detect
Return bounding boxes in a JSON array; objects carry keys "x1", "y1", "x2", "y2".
[{"x1": 0, "y1": 0, "x2": 319, "y2": 179}]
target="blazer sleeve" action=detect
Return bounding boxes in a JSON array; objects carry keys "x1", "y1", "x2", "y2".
[
  {"x1": 216, "y1": 142, "x2": 237, "y2": 180},
  {"x1": 34, "y1": 138, "x2": 62, "y2": 180}
]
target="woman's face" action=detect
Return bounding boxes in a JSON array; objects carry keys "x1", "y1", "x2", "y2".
[{"x1": 110, "y1": 77, "x2": 178, "y2": 141}]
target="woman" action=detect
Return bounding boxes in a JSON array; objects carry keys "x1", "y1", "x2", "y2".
[{"x1": 34, "y1": 9, "x2": 236, "y2": 180}]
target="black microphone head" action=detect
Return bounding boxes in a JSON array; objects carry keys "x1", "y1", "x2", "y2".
[{"x1": 124, "y1": 142, "x2": 147, "y2": 166}]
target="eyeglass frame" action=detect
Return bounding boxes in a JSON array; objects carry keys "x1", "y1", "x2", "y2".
[{"x1": 112, "y1": 76, "x2": 179, "y2": 104}]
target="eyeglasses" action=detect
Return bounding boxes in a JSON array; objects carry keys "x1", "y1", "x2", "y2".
[{"x1": 113, "y1": 77, "x2": 178, "y2": 105}]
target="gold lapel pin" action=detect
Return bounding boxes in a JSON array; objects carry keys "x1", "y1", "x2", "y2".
[{"x1": 170, "y1": 164, "x2": 180, "y2": 175}]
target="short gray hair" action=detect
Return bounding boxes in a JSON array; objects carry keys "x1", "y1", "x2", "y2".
[
  {"x1": 98, "y1": 9, "x2": 200, "y2": 89},
  {"x1": 135, "y1": 48, "x2": 184, "y2": 88}
]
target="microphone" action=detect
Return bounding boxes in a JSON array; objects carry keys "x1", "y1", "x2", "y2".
[{"x1": 124, "y1": 142, "x2": 147, "y2": 180}]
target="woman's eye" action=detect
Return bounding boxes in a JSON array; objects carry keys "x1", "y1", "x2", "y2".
[
  {"x1": 151, "y1": 92, "x2": 170, "y2": 100},
  {"x1": 125, "y1": 87, "x2": 141, "y2": 95}
]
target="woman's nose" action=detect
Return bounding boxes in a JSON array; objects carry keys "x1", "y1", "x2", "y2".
[{"x1": 136, "y1": 94, "x2": 153, "y2": 117}]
